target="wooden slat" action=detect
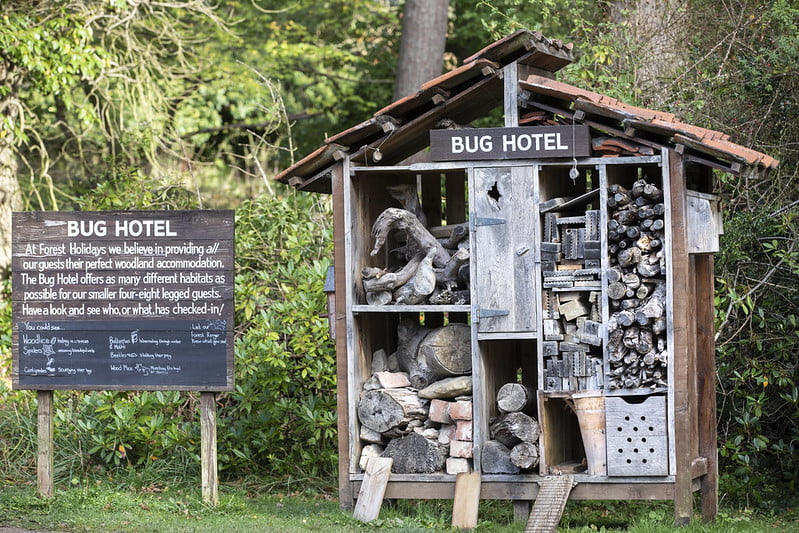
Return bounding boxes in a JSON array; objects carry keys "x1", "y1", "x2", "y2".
[
  {"x1": 452, "y1": 471, "x2": 482, "y2": 529},
  {"x1": 353, "y1": 457, "x2": 393, "y2": 522}
]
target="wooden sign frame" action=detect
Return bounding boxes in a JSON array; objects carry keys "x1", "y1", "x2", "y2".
[{"x1": 11, "y1": 210, "x2": 235, "y2": 392}]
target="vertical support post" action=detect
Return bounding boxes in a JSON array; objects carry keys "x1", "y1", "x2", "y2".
[
  {"x1": 331, "y1": 160, "x2": 355, "y2": 511},
  {"x1": 695, "y1": 254, "x2": 718, "y2": 520},
  {"x1": 503, "y1": 62, "x2": 519, "y2": 127},
  {"x1": 668, "y1": 150, "x2": 693, "y2": 525},
  {"x1": 200, "y1": 391, "x2": 218, "y2": 505},
  {"x1": 37, "y1": 390, "x2": 54, "y2": 498}
]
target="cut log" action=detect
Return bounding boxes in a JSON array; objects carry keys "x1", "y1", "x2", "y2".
[
  {"x1": 510, "y1": 441, "x2": 539, "y2": 470},
  {"x1": 396, "y1": 321, "x2": 472, "y2": 389},
  {"x1": 489, "y1": 412, "x2": 540, "y2": 448},
  {"x1": 357, "y1": 388, "x2": 427, "y2": 434},
  {"x1": 371, "y1": 208, "x2": 451, "y2": 267},
  {"x1": 496, "y1": 383, "x2": 534, "y2": 414},
  {"x1": 381, "y1": 432, "x2": 446, "y2": 474},
  {"x1": 481, "y1": 441, "x2": 519, "y2": 474}
]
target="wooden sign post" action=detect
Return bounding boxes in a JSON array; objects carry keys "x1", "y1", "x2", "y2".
[{"x1": 11, "y1": 210, "x2": 235, "y2": 502}]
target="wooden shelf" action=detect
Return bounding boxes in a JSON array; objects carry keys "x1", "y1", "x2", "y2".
[{"x1": 351, "y1": 304, "x2": 470, "y2": 314}]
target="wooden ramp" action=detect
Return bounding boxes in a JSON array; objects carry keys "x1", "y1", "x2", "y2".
[{"x1": 524, "y1": 476, "x2": 576, "y2": 533}]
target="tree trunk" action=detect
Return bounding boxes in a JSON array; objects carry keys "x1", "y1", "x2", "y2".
[
  {"x1": 611, "y1": 0, "x2": 688, "y2": 105},
  {"x1": 381, "y1": 432, "x2": 446, "y2": 474},
  {"x1": 510, "y1": 441, "x2": 539, "y2": 470},
  {"x1": 393, "y1": 0, "x2": 449, "y2": 101},
  {"x1": 480, "y1": 440, "x2": 519, "y2": 474}
]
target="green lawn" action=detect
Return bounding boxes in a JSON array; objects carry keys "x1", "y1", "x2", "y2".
[{"x1": 0, "y1": 480, "x2": 795, "y2": 532}]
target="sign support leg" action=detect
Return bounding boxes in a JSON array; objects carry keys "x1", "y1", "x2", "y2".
[
  {"x1": 37, "y1": 390, "x2": 54, "y2": 498},
  {"x1": 201, "y1": 392, "x2": 218, "y2": 505}
]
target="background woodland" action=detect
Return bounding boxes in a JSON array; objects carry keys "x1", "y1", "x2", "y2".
[{"x1": 0, "y1": 0, "x2": 797, "y2": 510}]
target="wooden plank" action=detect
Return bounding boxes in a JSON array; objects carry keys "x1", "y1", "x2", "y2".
[
  {"x1": 37, "y1": 390, "x2": 53, "y2": 498},
  {"x1": 332, "y1": 161, "x2": 354, "y2": 511},
  {"x1": 695, "y1": 252, "x2": 719, "y2": 521},
  {"x1": 353, "y1": 457, "x2": 393, "y2": 522},
  {"x1": 452, "y1": 471, "x2": 482, "y2": 529},
  {"x1": 524, "y1": 475, "x2": 574, "y2": 533},
  {"x1": 200, "y1": 392, "x2": 218, "y2": 505},
  {"x1": 667, "y1": 149, "x2": 694, "y2": 525},
  {"x1": 354, "y1": 478, "x2": 677, "y2": 500},
  {"x1": 514, "y1": 500, "x2": 532, "y2": 523}
]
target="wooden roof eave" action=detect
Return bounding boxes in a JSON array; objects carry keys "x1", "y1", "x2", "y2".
[
  {"x1": 275, "y1": 142, "x2": 346, "y2": 186},
  {"x1": 349, "y1": 73, "x2": 504, "y2": 166},
  {"x1": 325, "y1": 115, "x2": 402, "y2": 149}
]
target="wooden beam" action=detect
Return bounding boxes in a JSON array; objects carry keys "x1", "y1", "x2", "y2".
[
  {"x1": 201, "y1": 392, "x2": 218, "y2": 505},
  {"x1": 695, "y1": 253, "x2": 719, "y2": 521},
  {"x1": 37, "y1": 390, "x2": 54, "y2": 498}
]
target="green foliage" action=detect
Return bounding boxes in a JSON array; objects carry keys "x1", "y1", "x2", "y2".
[{"x1": 221, "y1": 188, "x2": 335, "y2": 478}]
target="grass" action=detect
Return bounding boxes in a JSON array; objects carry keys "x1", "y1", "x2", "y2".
[{"x1": 1, "y1": 478, "x2": 796, "y2": 532}]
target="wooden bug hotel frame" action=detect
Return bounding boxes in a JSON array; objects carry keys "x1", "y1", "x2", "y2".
[{"x1": 276, "y1": 30, "x2": 778, "y2": 525}]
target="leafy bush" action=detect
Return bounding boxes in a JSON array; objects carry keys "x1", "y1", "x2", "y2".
[{"x1": 220, "y1": 189, "x2": 335, "y2": 478}]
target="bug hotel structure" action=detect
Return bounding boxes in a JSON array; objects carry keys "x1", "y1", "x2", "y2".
[{"x1": 277, "y1": 30, "x2": 777, "y2": 527}]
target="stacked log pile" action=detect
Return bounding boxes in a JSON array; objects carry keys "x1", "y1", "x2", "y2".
[
  {"x1": 362, "y1": 187, "x2": 470, "y2": 305},
  {"x1": 606, "y1": 179, "x2": 669, "y2": 390},
  {"x1": 356, "y1": 321, "x2": 474, "y2": 474},
  {"x1": 481, "y1": 383, "x2": 540, "y2": 474},
  {"x1": 539, "y1": 202, "x2": 604, "y2": 392}
]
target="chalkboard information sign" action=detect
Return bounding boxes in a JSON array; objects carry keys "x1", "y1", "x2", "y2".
[{"x1": 11, "y1": 211, "x2": 234, "y2": 391}]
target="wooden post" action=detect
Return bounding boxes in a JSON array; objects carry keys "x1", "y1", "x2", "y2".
[
  {"x1": 200, "y1": 392, "x2": 218, "y2": 505},
  {"x1": 37, "y1": 390, "x2": 54, "y2": 498},
  {"x1": 332, "y1": 160, "x2": 355, "y2": 511},
  {"x1": 695, "y1": 254, "x2": 718, "y2": 521}
]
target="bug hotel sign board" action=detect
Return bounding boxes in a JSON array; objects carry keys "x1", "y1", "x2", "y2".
[
  {"x1": 11, "y1": 210, "x2": 234, "y2": 391},
  {"x1": 430, "y1": 125, "x2": 591, "y2": 161}
]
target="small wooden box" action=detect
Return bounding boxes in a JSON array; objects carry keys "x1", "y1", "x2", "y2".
[{"x1": 605, "y1": 395, "x2": 668, "y2": 476}]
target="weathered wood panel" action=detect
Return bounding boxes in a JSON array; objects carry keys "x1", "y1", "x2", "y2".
[{"x1": 472, "y1": 167, "x2": 536, "y2": 334}]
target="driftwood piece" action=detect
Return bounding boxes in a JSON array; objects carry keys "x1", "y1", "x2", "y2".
[
  {"x1": 489, "y1": 412, "x2": 540, "y2": 448},
  {"x1": 363, "y1": 253, "x2": 424, "y2": 292},
  {"x1": 496, "y1": 383, "x2": 534, "y2": 414},
  {"x1": 393, "y1": 248, "x2": 437, "y2": 304},
  {"x1": 381, "y1": 432, "x2": 446, "y2": 474},
  {"x1": 387, "y1": 183, "x2": 427, "y2": 227},
  {"x1": 371, "y1": 208, "x2": 451, "y2": 267},
  {"x1": 436, "y1": 247, "x2": 470, "y2": 286},
  {"x1": 418, "y1": 375, "x2": 473, "y2": 399},
  {"x1": 357, "y1": 388, "x2": 427, "y2": 434},
  {"x1": 480, "y1": 441, "x2": 519, "y2": 474},
  {"x1": 510, "y1": 441, "x2": 539, "y2": 470}
]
